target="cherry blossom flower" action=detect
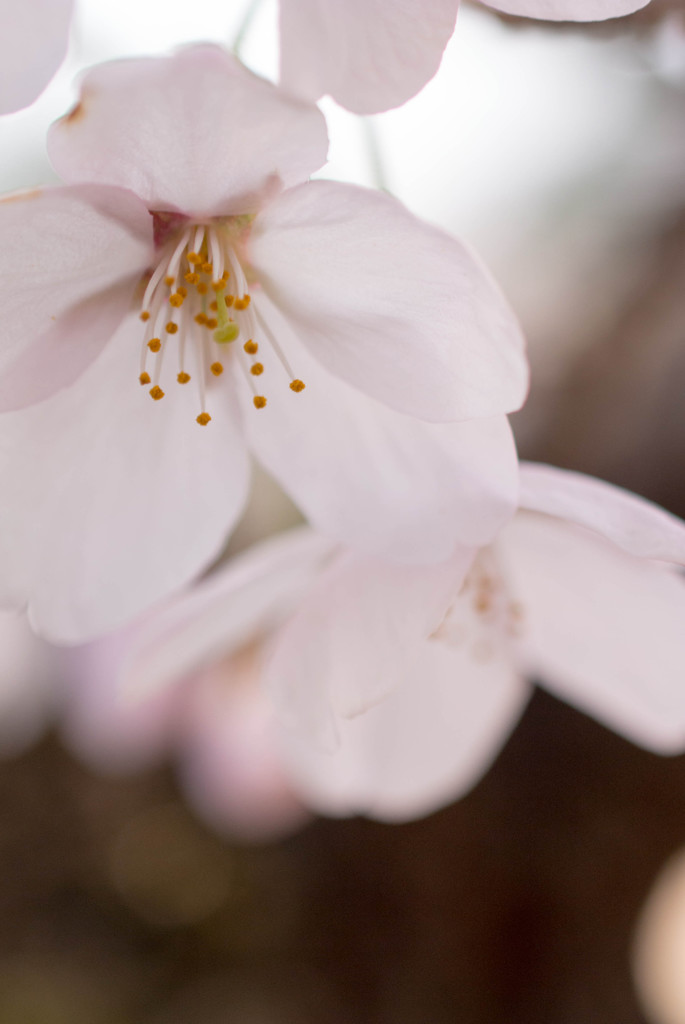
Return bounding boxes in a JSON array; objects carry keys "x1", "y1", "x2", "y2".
[
  {"x1": 79, "y1": 464, "x2": 685, "y2": 825},
  {"x1": 0, "y1": 45, "x2": 526, "y2": 643},
  {"x1": 0, "y1": 0, "x2": 73, "y2": 114},
  {"x1": 265, "y1": 462, "x2": 685, "y2": 821},
  {"x1": 279, "y1": 0, "x2": 653, "y2": 114}
]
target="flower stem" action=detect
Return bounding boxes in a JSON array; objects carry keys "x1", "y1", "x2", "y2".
[{"x1": 232, "y1": 0, "x2": 265, "y2": 59}]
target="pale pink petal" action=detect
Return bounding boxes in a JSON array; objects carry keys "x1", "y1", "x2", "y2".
[
  {"x1": 480, "y1": 0, "x2": 650, "y2": 21},
  {"x1": 0, "y1": 0, "x2": 73, "y2": 114},
  {"x1": 279, "y1": 0, "x2": 458, "y2": 114},
  {"x1": 265, "y1": 548, "x2": 475, "y2": 750},
  {"x1": 519, "y1": 462, "x2": 685, "y2": 563},
  {"x1": 117, "y1": 528, "x2": 336, "y2": 706},
  {"x1": 49, "y1": 46, "x2": 328, "y2": 219},
  {"x1": 241, "y1": 299, "x2": 518, "y2": 560},
  {"x1": 279, "y1": 633, "x2": 529, "y2": 822},
  {"x1": 0, "y1": 314, "x2": 251, "y2": 643},
  {"x1": 249, "y1": 181, "x2": 528, "y2": 423},
  {"x1": 0, "y1": 185, "x2": 153, "y2": 410},
  {"x1": 498, "y1": 512, "x2": 685, "y2": 753},
  {"x1": 180, "y1": 655, "x2": 308, "y2": 841}
]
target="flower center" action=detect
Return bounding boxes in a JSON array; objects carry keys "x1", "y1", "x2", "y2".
[
  {"x1": 138, "y1": 219, "x2": 305, "y2": 426},
  {"x1": 434, "y1": 550, "x2": 524, "y2": 663}
]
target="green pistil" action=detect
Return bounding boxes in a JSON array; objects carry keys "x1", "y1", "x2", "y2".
[{"x1": 213, "y1": 288, "x2": 239, "y2": 344}]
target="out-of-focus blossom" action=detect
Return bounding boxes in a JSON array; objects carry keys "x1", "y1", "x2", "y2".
[
  {"x1": 77, "y1": 464, "x2": 685, "y2": 827},
  {"x1": 0, "y1": 0, "x2": 73, "y2": 114},
  {"x1": 266, "y1": 463, "x2": 685, "y2": 821},
  {"x1": 634, "y1": 846, "x2": 685, "y2": 1024},
  {"x1": 0, "y1": 45, "x2": 525, "y2": 644},
  {"x1": 62, "y1": 530, "x2": 337, "y2": 841},
  {"x1": 0, "y1": 610, "x2": 56, "y2": 755},
  {"x1": 279, "y1": 0, "x2": 652, "y2": 114}
]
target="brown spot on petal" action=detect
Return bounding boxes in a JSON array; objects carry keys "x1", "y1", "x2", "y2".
[{"x1": 64, "y1": 101, "x2": 85, "y2": 125}]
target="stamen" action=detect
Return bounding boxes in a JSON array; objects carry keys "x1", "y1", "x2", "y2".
[
  {"x1": 250, "y1": 363, "x2": 264, "y2": 376},
  {"x1": 139, "y1": 311, "x2": 150, "y2": 322},
  {"x1": 196, "y1": 412, "x2": 211, "y2": 426},
  {"x1": 253, "y1": 396, "x2": 267, "y2": 409},
  {"x1": 208, "y1": 227, "x2": 224, "y2": 281},
  {"x1": 185, "y1": 271, "x2": 200, "y2": 285},
  {"x1": 177, "y1": 372, "x2": 191, "y2": 384},
  {"x1": 290, "y1": 379, "x2": 305, "y2": 392},
  {"x1": 210, "y1": 362, "x2": 224, "y2": 376},
  {"x1": 148, "y1": 338, "x2": 161, "y2": 352},
  {"x1": 244, "y1": 340, "x2": 258, "y2": 355},
  {"x1": 165, "y1": 322, "x2": 179, "y2": 335},
  {"x1": 150, "y1": 386, "x2": 165, "y2": 401},
  {"x1": 164, "y1": 275, "x2": 175, "y2": 287},
  {"x1": 139, "y1": 372, "x2": 151, "y2": 385}
]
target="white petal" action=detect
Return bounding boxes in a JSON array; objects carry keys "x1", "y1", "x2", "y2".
[
  {"x1": 118, "y1": 528, "x2": 336, "y2": 706},
  {"x1": 0, "y1": 185, "x2": 153, "y2": 410},
  {"x1": 480, "y1": 0, "x2": 650, "y2": 21},
  {"x1": 250, "y1": 181, "x2": 528, "y2": 423},
  {"x1": 279, "y1": 632, "x2": 528, "y2": 822},
  {"x1": 0, "y1": 315, "x2": 251, "y2": 643},
  {"x1": 279, "y1": 0, "x2": 458, "y2": 113},
  {"x1": 498, "y1": 512, "x2": 685, "y2": 753},
  {"x1": 49, "y1": 46, "x2": 328, "y2": 219},
  {"x1": 519, "y1": 462, "x2": 685, "y2": 563},
  {"x1": 241, "y1": 298, "x2": 519, "y2": 561},
  {"x1": 0, "y1": 0, "x2": 73, "y2": 114},
  {"x1": 265, "y1": 548, "x2": 474, "y2": 750}
]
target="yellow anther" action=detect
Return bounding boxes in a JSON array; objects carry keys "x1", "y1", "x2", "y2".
[
  {"x1": 211, "y1": 280, "x2": 224, "y2": 292},
  {"x1": 253, "y1": 395, "x2": 267, "y2": 409},
  {"x1": 139, "y1": 310, "x2": 151, "y2": 322},
  {"x1": 244, "y1": 340, "x2": 258, "y2": 355},
  {"x1": 169, "y1": 293, "x2": 184, "y2": 307},
  {"x1": 225, "y1": 295, "x2": 235, "y2": 307},
  {"x1": 206, "y1": 317, "x2": 218, "y2": 330},
  {"x1": 234, "y1": 294, "x2": 251, "y2": 311},
  {"x1": 139, "y1": 372, "x2": 151, "y2": 385},
  {"x1": 150, "y1": 386, "x2": 165, "y2": 401},
  {"x1": 290, "y1": 379, "x2": 305, "y2": 392},
  {"x1": 177, "y1": 286, "x2": 188, "y2": 298},
  {"x1": 187, "y1": 252, "x2": 202, "y2": 265},
  {"x1": 164, "y1": 275, "x2": 175, "y2": 287},
  {"x1": 197, "y1": 282, "x2": 208, "y2": 295},
  {"x1": 210, "y1": 362, "x2": 224, "y2": 376},
  {"x1": 196, "y1": 412, "x2": 212, "y2": 426},
  {"x1": 209, "y1": 300, "x2": 218, "y2": 312},
  {"x1": 165, "y1": 322, "x2": 178, "y2": 334},
  {"x1": 148, "y1": 338, "x2": 161, "y2": 352},
  {"x1": 250, "y1": 362, "x2": 264, "y2": 376},
  {"x1": 201, "y1": 261, "x2": 213, "y2": 274},
  {"x1": 221, "y1": 270, "x2": 230, "y2": 283},
  {"x1": 177, "y1": 372, "x2": 191, "y2": 384},
  {"x1": 195, "y1": 313, "x2": 208, "y2": 326},
  {"x1": 184, "y1": 271, "x2": 200, "y2": 285}
]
